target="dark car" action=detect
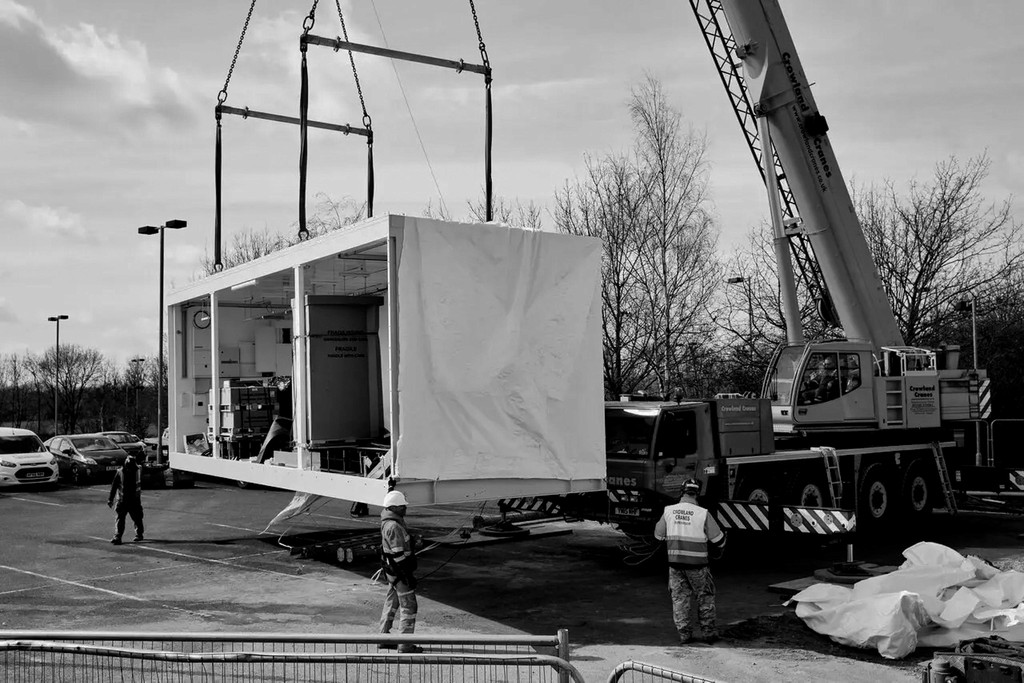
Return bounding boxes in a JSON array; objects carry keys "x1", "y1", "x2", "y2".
[
  {"x1": 44, "y1": 434, "x2": 129, "y2": 485},
  {"x1": 101, "y1": 431, "x2": 169, "y2": 487}
]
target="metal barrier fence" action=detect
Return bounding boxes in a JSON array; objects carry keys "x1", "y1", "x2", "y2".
[
  {"x1": 0, "y1": 630, "x2": 579, "y2": 682},
  {"x1": 606, "y1": 660, "x2": 725, "y2": 683}
]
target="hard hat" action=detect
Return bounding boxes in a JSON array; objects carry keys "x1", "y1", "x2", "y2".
[
  {"x1": 382, "y1": 490, "x2": 408, "y2": 508},
  {"x1": 682, "y1": 478, "x2": 701, "y2": 493}
]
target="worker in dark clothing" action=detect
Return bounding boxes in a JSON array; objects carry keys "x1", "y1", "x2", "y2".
[
  {"x1": 108, "y1": 454, "x2": 144, "y2": 545},
  {"x1": 257, "y1": 377, "x2": 293, "y2": 464},
  {"x1": 654, "y1": 478, "x2": 726, "y2": 645},
  {"x1": 378, "y1": 489, "x2": 422, "y2": 653}
]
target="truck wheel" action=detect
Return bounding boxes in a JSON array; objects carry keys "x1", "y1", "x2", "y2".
[
  {"x1": 858, "y1": 463, "x2": 895, "y2": 526},
  {"x1": 737, "y1": 481, "x2": 773, "y2": 504},
  {"x1": 792, "y1": 478, "x2": 830, "y2": 508},
  {"x1": 901, "y1": 459, "x2": 935, "y2": 517}
]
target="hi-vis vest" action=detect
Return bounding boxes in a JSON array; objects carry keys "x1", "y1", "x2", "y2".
[{"x1": 660, "y1": 501, "x2": 717, "y2": 567}]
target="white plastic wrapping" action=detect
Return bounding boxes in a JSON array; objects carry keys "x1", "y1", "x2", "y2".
[{"x1": 789, "y1": 541, "x2": 1024, "y2": 658}]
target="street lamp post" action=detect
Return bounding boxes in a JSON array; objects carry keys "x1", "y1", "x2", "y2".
[
  {"x1": 47, "y1": 314, "x2": 68, "y2": 434},
  {"x1": 138, "y1": 219, "x2": 187, "y2": 463},
  {"x1": 958, "y1": 296, "x2": 981, "y2": 466}
]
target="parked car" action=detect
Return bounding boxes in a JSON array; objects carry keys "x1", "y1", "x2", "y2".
[
  {"x1": 142, "y1": 428, "x2": 195, "y2": 488},
  {"x1": 101, "y1": 430, "x2": 171, "y2": 488},
  {"x1": 44, "y1": 434, "x2": 128, "y2": 485},
  {"x1": 0, "y1": 427, "x2": 59, "y2": 488}
]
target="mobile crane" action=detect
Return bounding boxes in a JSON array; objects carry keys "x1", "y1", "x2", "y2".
[{"x1": 527, "y1": 0, "x2": 990, "y2": 538}]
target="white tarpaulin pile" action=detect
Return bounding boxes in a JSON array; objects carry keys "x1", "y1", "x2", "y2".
[{"x1": 788, "y1": 541, "x2": 1024, "y2": 659}]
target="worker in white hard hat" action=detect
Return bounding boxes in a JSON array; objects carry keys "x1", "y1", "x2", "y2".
[
  {"x1": 654, "y1": 478, "x2": 726, "y2": 646},
  {"x1": 377, "y1": 489, "x2": 422, "y2": 653}
]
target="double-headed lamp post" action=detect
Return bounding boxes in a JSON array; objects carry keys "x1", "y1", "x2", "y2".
[
  {"x1": 138, "y1": 219, "x2": 187, "y2": 462},
  {"x1": 47, "y1": 314, "x2": 69, "y2": 433}
]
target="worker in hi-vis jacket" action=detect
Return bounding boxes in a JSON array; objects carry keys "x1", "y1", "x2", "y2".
[
  {"x1": 654, "y1": 478, "x2": 726, "y2": 645},
  {"x1": 378, "y1": 489, "x2": 422, "y2": 653}
]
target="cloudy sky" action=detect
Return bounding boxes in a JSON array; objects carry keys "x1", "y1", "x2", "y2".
[{"x1": 2, "y1": 0, "x2": 1021, "y2": 364}]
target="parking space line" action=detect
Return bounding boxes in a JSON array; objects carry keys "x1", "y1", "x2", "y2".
[
  {"x1": 0, "y1": 565, "x2": 180, "y2": 597},
  {"x1": 204, "y1": 522, "x2": 267, "y2": 533},
  {"x1": 9, "y1": 497, "x2": 62, "y2": 506},
  {"x1": 85, "y1": 536, "x2": 327, "y2": 581},
  {"x1": 0, "y1": 564, "x2": 214, "y2": 618}
]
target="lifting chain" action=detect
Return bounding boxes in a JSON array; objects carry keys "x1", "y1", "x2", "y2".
[
  {"x1": 468, "y1": 0, "x2": 490, "y2": 73},
  {"x1": 218, "y1": 0, "x2": 257, "y2": 104},
  {"x1": 335, "y1": 0, "x2": 372, "y2": 130},
  {"x1": 303, "y1": 0, "x2": 319, "y2": 35}
]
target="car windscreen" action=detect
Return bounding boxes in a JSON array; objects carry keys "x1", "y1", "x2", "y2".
[
  {"x1": 71, "y1": 437, "x2": 118, "y2": 451},
  {"x1": 104, "y1": 433, "x2": 131, "y2": 444},
  {"x1": 0, "y1": 436, "x2": 46, "y2": 454},
  {"x1": 605, "y1": 409, "x2": 658, "y2": 460}
]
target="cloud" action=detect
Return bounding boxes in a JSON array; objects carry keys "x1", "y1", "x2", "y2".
[
  {"x1": 0, "y1": 0, "x2": 201, "y2": 136},
  {"x1": 1, "y1": 199, "x2": 87, "y2": 239},
  {"x1": 0, "y1": 298, "x2": 17, "y2": 324}
]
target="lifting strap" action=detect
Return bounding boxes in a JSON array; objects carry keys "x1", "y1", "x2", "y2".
[
  {"x1": 213, "y1": 0, "x2": 257, "y2": 271},
  {"x1": 298, "y1": 1, "x2": 318, "y2": 241}
]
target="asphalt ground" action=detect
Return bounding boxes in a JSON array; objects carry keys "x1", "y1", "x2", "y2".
[{"x1": 3, "y1": 479, "x2": 1024, "y2": 681}]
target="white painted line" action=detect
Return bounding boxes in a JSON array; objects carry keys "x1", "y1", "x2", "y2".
[
  {"x1": 0, "y1": 564, "x2": 213, "y2": 618},
  {"x1": 85, "y1": 536, "x2": 322, "y2": 581},
  {"x1": 10, "y1": 496, "x2": 62, "y2": 506},
  {"x1": 205, "y1": 522, "x2": 265, "y2": 533},
  {"x1": 0, "y1": 565, "x2": 181, "y2": 597}
]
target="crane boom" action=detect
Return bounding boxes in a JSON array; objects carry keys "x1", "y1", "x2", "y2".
[{"x1": 717, "y1": 0, "x2": 904, "y2": 348}]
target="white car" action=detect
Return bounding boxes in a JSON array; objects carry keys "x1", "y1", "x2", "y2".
[{"x1": 0, "y1": 427, "x2": 59, "y2": 488}]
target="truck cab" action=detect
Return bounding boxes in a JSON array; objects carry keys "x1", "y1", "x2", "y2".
[{"x1": 602, "y1": 398, "x2": 772, "y2": 534}]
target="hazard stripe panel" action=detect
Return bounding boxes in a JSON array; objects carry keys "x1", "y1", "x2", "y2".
[
  {"x1": 979, "y1": 379, "x2": 992, "y2": 419},
  {"x1": 714, "y1": 501, "x2": 770, "y2": 532},
  {"x1": 498, "y1": 497, "x2": 562, "y2": 515},
  {"x1": 781, "y1": 507, "x2": 856, "y2": 534},
  {"x1": 1008, "y1": 471, "x2": 1024, "y2": 491}
]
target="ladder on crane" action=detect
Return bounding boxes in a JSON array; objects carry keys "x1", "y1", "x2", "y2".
[
  {"x1": 932, "y1": 442, "x2": 958, "y2": 514},
  {"x1": 817, "y1": 446, "x2": 843, "y2": 506}
]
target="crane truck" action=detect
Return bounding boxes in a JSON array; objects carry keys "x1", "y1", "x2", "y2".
[{"x1": 517, "y1": 0, "x2": 990, "y2": 539}]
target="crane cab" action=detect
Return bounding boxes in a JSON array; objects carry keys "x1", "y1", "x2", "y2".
[
  {"x1": 767, "y1": 341, "x2": 877, "y2": 433},
  {"x1": 766, "y1": 341, "x2": 947, "y2": 433}
]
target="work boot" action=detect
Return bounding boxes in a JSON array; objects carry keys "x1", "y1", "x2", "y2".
[
  {"x1": 397, "y1": 644, "x2": 423, "y2": 653},
  {"x1": 133, "y1": 535, "x2": 144, "y2": 542},
  {"x1": 699, "y1": 634, "x2": 720, "y2": 645},
  {"x1": 110, "y1": 537, "x2": 122, "y2": 545}
]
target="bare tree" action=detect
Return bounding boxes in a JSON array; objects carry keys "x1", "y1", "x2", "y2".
[
  {"x1": 555, "y1": 153, "x2": 653, "y2": 398},
  {"x1": 853, "y1": 153, "x2": 1023, "y2": 345},
  {"x1": 29, "y1": 345, "x2": 106, "y2": 434},
  {"x1": 554, "y1": 76, "x2": 720, "y2": 398},
  {"x1": 630, "y1": 76, "x2": 720, "y2": 398}
]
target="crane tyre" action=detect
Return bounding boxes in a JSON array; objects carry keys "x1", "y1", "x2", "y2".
[
  {"x1": 900, "y1": 458, "x2": 935, "y2": 517},
  {"x1": 858, "y1": 462, "x2": 896, "y2": 528}
]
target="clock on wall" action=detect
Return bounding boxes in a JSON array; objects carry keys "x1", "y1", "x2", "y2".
[{"x1": 193, "y1": 310, "x2": 211, "y2": 329}]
